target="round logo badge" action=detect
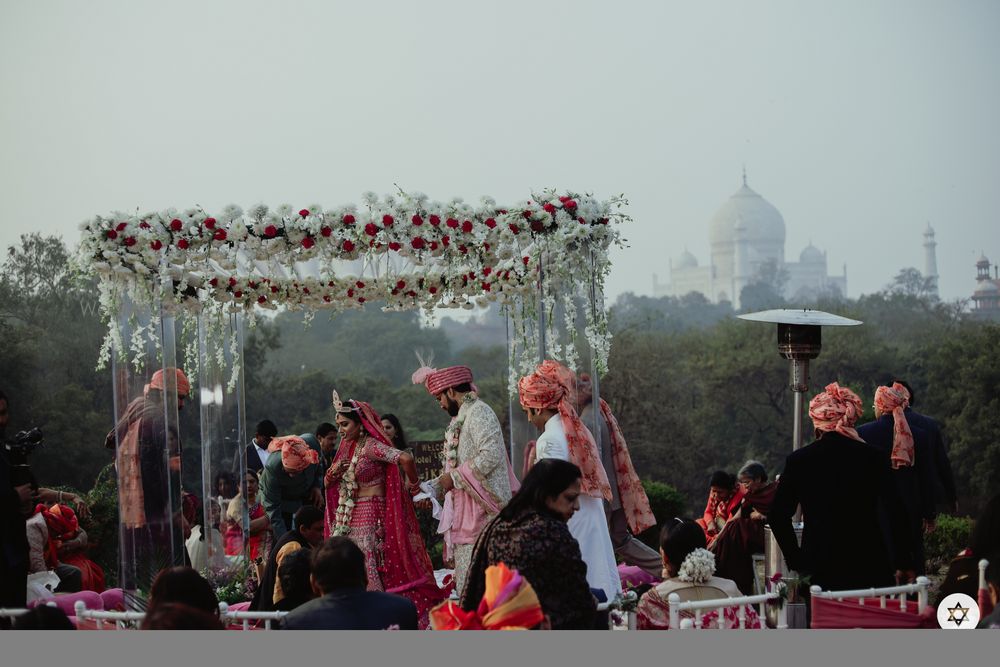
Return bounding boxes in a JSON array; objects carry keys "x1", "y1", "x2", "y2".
[{"x1": 936, "y1": 593, "x2": 980, "y2": 629}]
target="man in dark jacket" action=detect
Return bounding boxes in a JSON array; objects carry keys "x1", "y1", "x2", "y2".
[
  {"x1": 892, "y1": 379, "x2": 958, "y2": 514},
  {"x1": 281, "y1": 536, "x2": 418, "y2": 630},
  {"x1": 857, "y1": 383, "x2": 938, "y2": 576},
  {"x1": 768, "y1": 383, "x2": 914, "y2": 592},
  {"x1": 237, "y1": 419, "x2": 278, "y2": 476}
]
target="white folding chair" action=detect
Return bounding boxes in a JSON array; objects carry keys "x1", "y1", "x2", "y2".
[
  {"x1": 217, "y1": 602, "x2": 288, "y2": 630},
  {"x1": 73, "y1": 600, "x2": 145, "y2": 630},
  {"x1": 668, "y1": 591, "x2": 784, "y2": 629},
  {"x1": 808, "y1": 576, "x2": 930, "y2": 614}
]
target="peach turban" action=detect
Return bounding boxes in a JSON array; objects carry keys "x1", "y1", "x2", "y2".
[
  {"x1": 808, "y1": 382, "x2": 865, "y2": 443},
  {"x1": 144, "y1": 368, "x2": 191, "y2": 398},
  {"x1": 875, "y1": 383, "x2": 914, "y2": 469},
  {"x1": 267, "y1": 435, "x2": 319, "y2": 473}
]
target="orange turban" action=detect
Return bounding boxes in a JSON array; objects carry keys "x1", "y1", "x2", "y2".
[
  {"x1": 808, "y1": 382, "x2": 865, "y2": 443},
  {"x1": 268, "y1": 435, "x2": 319, "y2": 473},
  {"x1": 430, "y1": 563, "x2": 544, "y2": 630},
  {"x1": 518, "y1": 360, "x2": 611, "y2": 501},
  {"x1": 874, "y1": 383, "x2": 914, "y2": 469},
  {"x1": 145, "y1": 368, "x2": 191, "y2": 398}
]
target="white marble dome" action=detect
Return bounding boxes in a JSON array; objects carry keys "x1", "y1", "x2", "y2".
[
  {"x1": 674, "y1": 249, "x2": 698, "y2": 269},
  {"x1": 709, "y1": 182, "x2": 786, "y2": 248},
  {"x1": 799, "y1": 243, "x2": 824, "y2": 264}
]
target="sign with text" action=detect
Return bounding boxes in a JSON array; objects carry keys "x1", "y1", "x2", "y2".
[{"x1": 412, "y1": 440, "x2": 445, "y2": 480}]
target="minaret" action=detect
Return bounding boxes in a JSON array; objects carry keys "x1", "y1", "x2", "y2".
[{"x1": 923, "y1": 223, "x2": 939, "y2": 296}]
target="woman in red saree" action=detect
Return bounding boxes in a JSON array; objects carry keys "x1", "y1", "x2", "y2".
[
  {"x1": 37, "y1": 503, "x2": 106, "y2": 593},
  {"x1": 323, "y1": 392, "x2": 447, "y2": 629},
  {"x1": 695, "y1": 470, "x2": 744, "y2": 547},
  {"x1": 224, "y1": 470, "x2": 273, "y2": 570}
]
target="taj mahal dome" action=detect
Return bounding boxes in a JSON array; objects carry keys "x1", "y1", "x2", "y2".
[{"x1": 652, "y1": 173, "x2": 847, "y2": 308}]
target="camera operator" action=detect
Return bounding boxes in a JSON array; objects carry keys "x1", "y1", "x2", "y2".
[{"x1": 1, "y1": 389, "x2": 91, "y2": 617}]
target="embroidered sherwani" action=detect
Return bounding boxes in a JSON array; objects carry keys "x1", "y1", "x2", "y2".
[{"x1": 436, "y1": 398, "x2": 515, "y2": 595}]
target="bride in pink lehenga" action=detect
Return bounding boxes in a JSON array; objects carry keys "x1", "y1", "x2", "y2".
[{"x1": 324, "y1": 392, "x2": 447, "y2": 628}]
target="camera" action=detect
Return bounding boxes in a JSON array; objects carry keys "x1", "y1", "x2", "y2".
[{"x1": 3, "y1": 426, "x2": 44, "y2": 489}]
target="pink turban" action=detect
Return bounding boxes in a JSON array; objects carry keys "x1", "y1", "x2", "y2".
[
  {"x1": 875, "y1": 383, "x2": 914, "y2": 469},
  {"x1": 267, "y1": 435, "x2": 319, "y2": 473},
  {"x1": 413, "y1": 365, "x2": 477, "y2": 396},
  {"x1": 808, "y1": 382, "x2": 865, "y2": 443},
  {"x1": 144, "y1": 368, "x2": 191, "y2": 398}
]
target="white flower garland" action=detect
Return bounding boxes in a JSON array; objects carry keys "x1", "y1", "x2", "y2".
[
  {"x1": 75, "y1": 189, "x2": 630, "y2": 393},
  {"x1": 676, "y1": 548, "x2": 716, "y2": 584},
  {"x1": 331, "y1": 440, "x2": 364, "y2": 536},
  {"x1": 443, "y1": 393, "x2": 478, "y2": 471}
]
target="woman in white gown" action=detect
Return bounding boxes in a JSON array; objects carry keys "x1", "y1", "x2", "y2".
[{"x1": 519, "y1": 360, "x2": 622, "y2": 600}]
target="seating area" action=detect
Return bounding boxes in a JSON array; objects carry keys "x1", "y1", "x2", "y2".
[{"x1": 808, "y1": 577, "x2": 935, "y2": 629}]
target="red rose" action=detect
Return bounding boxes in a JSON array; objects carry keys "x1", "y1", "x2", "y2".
[
  {"x1": 209, "y1": 278, "x2": 219, "y2": 287},
  {"x1": 485, "y1": 217, "x2": 497, "y2": 229},
  {"x1": 355, "y1": 280, "x2": 365, "y2": 289},
  {"x1": 522, "y1": 210, "x2": 533, "y2": 219},
  {"x1": 347, "y1": 288, "x2": 355, "y2": 298},
  {"x1": 342, "y1": 239, "x2": 356, "y2": 252},
  {"x1": 498, "y1": 209, "x2": 508, "y2": 215},
  {"x1": 600, "y1": 218, "x2": 609, "y2": 225},
  {"x1": 213, "y1": 229, "x2": 227, "y2": 241},
  {"x1": 302, "y1": 287, "x2": 310, "y2": 294},
  {"x1": 388, "y1": 242, "x2": 401, "y2": 251},
  {"x1": 124, "y1": 236, "x2": 137, "y2": 247},
  {"x1": 578, "y1": 217, "x2": 586, "y2": 224},
  {"x1": 509, "y1": 224, "x2": 520, "y2": 235},
  {"x1": 358, "y1": 297, "x2": 366, "y2": 304},
  {"x1": 558, "y1": 196, "x2": 570, "y2": 203},
  {"x1": 324, "y1": 295, "x2": 331, "y2": 303},
  {"x1": 461, "y1": 220, "x2": 473, "y2": 233},
  {"x1": 396, "y1": 280, "x2": 406, "y2": 290},
  {"x1": 530, "y1": 220, "x2": 546, "y2": 232},
  {"x1": 264, "y1": 225, "x2": 277, "y2": 238},
  {"x1": 543, "y1": 203, "x2": 556, "y2": 214},
  {"x1": 204, "y1": 217, "x2": 217, "y2": 229},
  {"x1": 411, "y1": 237, "x2": 426, "y2": 250},
  {"x1": 320, "y1": 226, "x2": 332, "y2": 237},
  {"x1": 459, "y1": 245, "x2": 469, "y2": 255},
  {"x1": 302, "y1": 237, "x2": 315, "y2": 249},
  {"x1": 482, "y1": 282, "x2": 491, "y2": 292},
  {"x1": 343, "y1": 214, "x2": 356, "y2": 225},
  {"x1": 429, "y1": 286, "x2": 438, "y2": 294},
  {"x1": 411, "y1": 214, "x2": 423, "y2": 226},
  {"x1": 442, "y1": 235, "x2": 450, "y2": 247},
  {"x1": 178, "y1": 238, "x2": 189, "y2": 249},
  {"x1": 364, "y1": 223, "x2": 378, "y2": 237},
  {"x1": 150, "y1": 240, "x2": 163, "y2": 251},
  {"x1": 382, "y1": 214, "x2": 394, "y2": 227},
  {"x1": 228, "y1": 277, "x2": 237, "y2": 287},
  {"x1": 234, "y1": 291, "x2": 243, "y2": 299},
  {"x1": 270, "y1": 285, "x2": 279, "y2": 293},
  {"x1": 564, "y1": 199, "x2": 577, "y2": 210},
  {"x1": 106, "y1": 230, "x2": 118, "y2": 240},
  {"x1": 429, "y1": 241, "x2": 439, "y2": 251},
  {"x1": 446, "y1": 218, "x2": 459, "y2": 229},
  {"x1": 170, "y1": 219, "x2": 183, "y2": 232},
  {"x1": 299, "y1": 209, "x2": 310, "y2": 218},
  {"x1": 139, "y1": 221, "x2": 151, "y2": 229},
  {"x1": 116, "y1": 222, "x2": 128, "y2": 232},
  {"x1": 429, "y1": 214, "x2": 441, "y2": 227},
  {"x1": 522, "y1": 256, "x2": 530, "y2": 266},
  {"x1": 406, "y1": 290, "x2": 417, "y2": 298},
  {"x1": 482, "y1": 267, "x2": 492, "y2": 276}
]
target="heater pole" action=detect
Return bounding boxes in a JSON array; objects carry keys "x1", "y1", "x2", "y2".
[{"x1": 790, "y1": 358, "x2": 809, "y2": 452}]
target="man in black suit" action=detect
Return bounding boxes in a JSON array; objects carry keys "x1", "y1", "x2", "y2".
[
  {"x1": 236, "y1": 419, "x2": 278, "y2": 475},
  {"x1": 280, "y1": 537, "x2": 418, "y2": 630},
  {"x1": 768, "y1": 383, "x2": 914, "y2": 593},
  {"x1": 857, "y1": 383, "x2": 937, "y2": 576},
  {"x1": 892, "y1": 379, "x2": 958, "y2": 514}
]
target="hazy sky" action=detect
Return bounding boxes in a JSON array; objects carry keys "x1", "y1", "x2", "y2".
[{"x1": 2, "y1": 0, "x2": 998, "y2": 304}]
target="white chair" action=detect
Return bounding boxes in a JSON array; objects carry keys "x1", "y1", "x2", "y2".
[
  {"x1": 808, "y1": 576, "x2": 931, "y2": 614},
  {"x1": 668, "y1": 590, "x2": 784, "y2": 629},
  {"x1": 73, "y1": 600, "x2": 145, "y2": 630},
  {"x1": 598, "y1": 590, "x2": 639, "y2": 630},
  {"x1": 217, "y1": 602, "x2": 288, "y2": 630}
]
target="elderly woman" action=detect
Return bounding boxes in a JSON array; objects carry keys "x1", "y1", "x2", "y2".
[
  {"x1": 461, "y1": 458, "x2": 597, "y2": 630},
  {"x1": 224, "y1": 470, "x2": 273, "y2": 570},
  {"x1": 709, "y1": 461, "x2": 778, "y2": 595},
  {"x1": 767, "y1": 382, "x2": 914, "y2": 592},
  {"x1": 637, "y1": 518, "x2": 760, "y2": 629}
]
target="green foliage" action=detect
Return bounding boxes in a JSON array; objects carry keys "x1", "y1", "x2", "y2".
[
  {"x1": 924, "y1": 515, "x2": 974, "y2": 574},
  {"x1": 83, "y1": 463, "x2": 121, "y2": 588},
  {"x1": 636, "y1": 479, "x2": 686, "y2": 549}
]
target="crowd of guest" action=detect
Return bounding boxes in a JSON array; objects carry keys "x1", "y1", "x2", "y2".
[{"x1": 3, "y1": 365, "x2": 998, "y2": 631}]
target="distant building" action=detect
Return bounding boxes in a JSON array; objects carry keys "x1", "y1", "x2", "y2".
[
  {"x1": 652, "y1": 173, "x2": 846, "y2": 308},
  {"x1": 971, "y1": 253, "x2": 1000, "y2": 320}
]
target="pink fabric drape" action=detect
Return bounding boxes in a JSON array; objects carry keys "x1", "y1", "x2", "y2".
[
  {"x1": 808, "y1": 382, "x2": 866, "y2": 443},
  {"x1": 874, "y1": 383, "x2": 915, "y2": 469},
  {"x1": 810, "y1": 596, "x2": 937, "y2": 628},
  {"x1": 597, "y1": 398, "x2": 656, "y2": 534}
]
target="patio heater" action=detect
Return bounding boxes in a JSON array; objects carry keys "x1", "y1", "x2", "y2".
[{"x1": 738, "y1": 308, "x2": 862, "y2": 627}]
